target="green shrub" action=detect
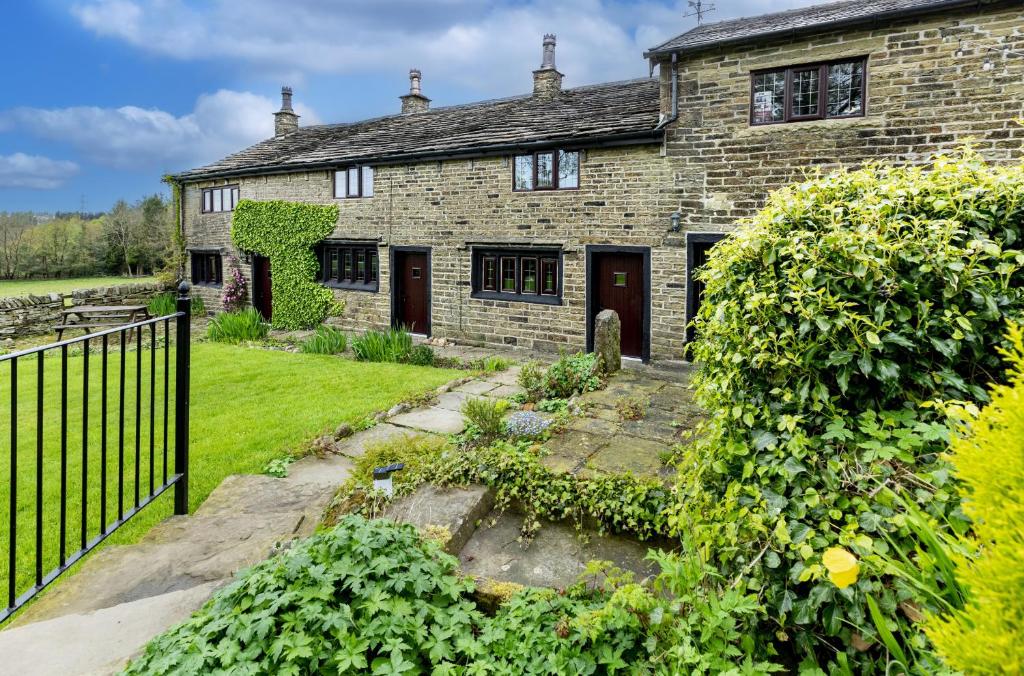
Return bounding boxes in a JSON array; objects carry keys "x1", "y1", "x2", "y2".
[
  {"x1": 461, "y1": 397, "x2": 509, "y2": 441},
  {"x1": 925, "y1": 323, "x2": 1024, "y2": 673},
  {"x1": 679, "y1": 149, "x2": 1024, "y2": 668},
  {"x1": 517, "y1": 360, "x2": 546, "y2": 402},
  {"x1": 148, "y1": 292, "x2": 205, "y2": 317},
  {"x1": 544, "y1": 351, "x2": 603, "y2": 399},
  {"x1": 480, "y1": 356, "x2": 510, "y2": 372},
  {"x1": 206, "y1": 308, "x2": 269, "y2": 344},
  {"x1": 299, "y1": 324, "x2": 347, "y2": 354},
  {"x1": 351, "y1": 327, "x2": 413, "y2": 363},
  {"x1": 406, "y1": 344, "x2": 435, "y2": 366}
]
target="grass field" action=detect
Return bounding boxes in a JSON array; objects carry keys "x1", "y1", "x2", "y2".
[
  {"x1": 0, "y1": 341, "x2": 458, "y2": 605},
  {"x1": 0, "y1": 276, "x2": 158, "y2": 298}
]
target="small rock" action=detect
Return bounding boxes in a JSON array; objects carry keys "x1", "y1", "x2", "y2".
[
  {"x1": 387, "y1": 403, "x2": 409, "y2": 417},
  {"x1": 374, "y1": 411, "x2": 388, "y2": 422},
  {"x1": 334, "y1": 423, "x2": 354, "y2": 440}
]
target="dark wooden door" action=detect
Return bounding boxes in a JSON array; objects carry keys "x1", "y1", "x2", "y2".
[
  {"x1": 253, "y1": 255, "x2": 272, "y2": 321},
  {"x1": 686, "y1": 236, "x2": 724, "y2": 343},
  {"x1": 593, "y1": 252, "x2": 644, "y2": 359},
  {"x1": 394, "y1": 251, "x2": 429, "y2": 334}
]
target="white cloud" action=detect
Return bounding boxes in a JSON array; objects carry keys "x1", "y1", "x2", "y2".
[
  {"x1": 0, "y1": 90, "x2": 319, "y2": 171},
  {"x1": 0, "y1": 153, "x2": 80, "y2": 190}
]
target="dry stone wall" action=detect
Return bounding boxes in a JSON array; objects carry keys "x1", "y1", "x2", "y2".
[{"x1": 0, "y1": 282, "x2": 167, "y2": 339}]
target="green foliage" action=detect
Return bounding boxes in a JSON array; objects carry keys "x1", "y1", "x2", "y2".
[
  {"x1": 261, "y1": 456, "x2": 295, "y2": 478},
  {"x1": 230, "y1": 199, "x2": 339, "y2": 330},
  {"x1": 461, "y1": 397, "x2": 509, "y2": 441},
  {"x1": 545, "y1": 351, "x2": 604, "y2": 398},
  {"x1": 925, "y1": 323, "x2": 1024, "y2": 673},
  {"x1": 679, "y1": 149, "x2": 1024, "y2": 668},
  {"x1": 479, "y1": 356, "x2": 510, "y2": 373},
  {"x1": 535, "y1": 397, "x2": 569, "y2": 413},
  {"x1": 299, "y1": 324, "x2": 347, "y2": 354},
  {"x1": 517, "y1": 360, "x2": 547, "y2": 402},
  {"x1": 406, "y1": 344, "x2": 435, "y2": 366},
  {"x1": 148, "y1": 292, "x2": 205, "y2": 318},
  {"x1": 351, "y1": 327, "x2": 413, "y2": 363},
  {"x1": 206, "y1": 308, "x2": 269, "y2": 344},
  {"x1": 124, "y1": 516, "x2": 481, "y2": 675},
  {"x1": 161, "y1": 174, "x2": 186, "y2": 281},
  {"x1": 616, "y1": 395, "x2": 648, "y2": 421}
]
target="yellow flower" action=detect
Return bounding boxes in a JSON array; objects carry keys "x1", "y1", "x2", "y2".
[{"x1": 822, "y1": 547, "x2": 859, "y2": 589}]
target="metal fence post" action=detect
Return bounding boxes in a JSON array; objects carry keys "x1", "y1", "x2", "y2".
[{"x1": 174, "y1": 281, "x2": 191, "y2": 516}]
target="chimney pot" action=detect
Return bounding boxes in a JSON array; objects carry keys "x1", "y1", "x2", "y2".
[
  {"x1": 533, "y1": 34, "x2": 563, "y2": 98},
  {"x1": 400, "y1": 68, "x2": 431, "y2": 114},
  {"x1": 274, "y1": 85, "x2": 299, "y2": 137}
]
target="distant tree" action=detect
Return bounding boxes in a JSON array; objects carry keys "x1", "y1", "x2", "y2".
[{"x1": 0, "y1": 212, "x2": 36, "y2": 279}]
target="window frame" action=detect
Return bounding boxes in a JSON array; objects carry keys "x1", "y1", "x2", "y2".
[
  {"x1": 315, "y1": 240, "x2": 380, "y2": 292},
  {"x1": 190, "y1": 250, "x2": 223, "y2": 286},
  {"x1": 512, "y1": 149, "x2": 581, "y2": 192},
  {"x1": 749, "y1": 57, "x2": 867, "y2": 126},
  {"x1": 200, "y1": 185, "x2": 240, "y2": 214},
  {"x1": 471, "y1": 247, "x2": 563, "y2": 306},
  {"x1": 333, "y1": 166, "x2": 375, "y2": 199}
]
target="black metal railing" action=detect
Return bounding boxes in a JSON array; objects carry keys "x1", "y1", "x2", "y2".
[{"x1": 0, "y1": 283, "x2": 191, "y2": 624}]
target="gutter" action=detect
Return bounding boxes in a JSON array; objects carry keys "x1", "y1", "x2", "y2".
[
  {"x1": 643, "y1": 0, "x2": 991, "y2": 59},
  {"x1": 172, "y1": 129, "x2": 665, "y2": 184}
]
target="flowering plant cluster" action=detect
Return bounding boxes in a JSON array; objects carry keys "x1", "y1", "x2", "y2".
[
  {"x1": 221, "y1": 256, "x2": 248, "y2": 312},
  {"x1": 504, "y1": 411, "x2": 551, "y2": 439}
]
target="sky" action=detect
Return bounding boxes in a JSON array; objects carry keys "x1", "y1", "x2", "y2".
[{"x1": 0, "y1": 0, "x2": 824, "y2": 213}]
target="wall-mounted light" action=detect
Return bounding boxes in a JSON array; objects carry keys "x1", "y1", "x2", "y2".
[
  {"x1": 240, "y1": 250, "x2": 252, "y2": 265},
  {"x1": 954, "y1": 39, "x2": 965, "y2": 58},
  {"x1": 983, "y1": 57, "x2": 995, "y2": 71},
  {"x1": 669, "y1": 211, "x2": 681, "y2": 232}
]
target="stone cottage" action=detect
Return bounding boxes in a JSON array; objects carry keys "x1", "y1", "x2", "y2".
[{"x1": 173, "y1": 0, "x2": 1023, "y2": 362}]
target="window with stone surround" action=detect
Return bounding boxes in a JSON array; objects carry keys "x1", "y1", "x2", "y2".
[
  {"x1": 751, "y1": 58, "x2": 866, "y2": 125},
  {"x1": 201, "y1": 185, "x2": 240, "y2": 213},
  {"x1": 512, "y1": 150, "x2": 580, "y2": 191},
  {"x1": 190, "y1": 250, "x2": 223, "y2": 285},
  {"x1": 472, "y1": 247, "x2": 561, "y2": 304},
  {"x1": 333, "y1": 166, "x2": 374, "y2": 199},
  {"x1": 314, "y1": 241, "x2": 379, "y2": 291}
]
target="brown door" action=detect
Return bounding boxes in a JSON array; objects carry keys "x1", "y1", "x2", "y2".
[
  {"x1": 394, "y1": 251, "x2": 430, "y2": 335},
  {"x1": 253, "y1": 255, "x2": 272, "y2": 321},
  {"x1": 593, "y1": 252, "x2": 645, "y2": 359}
]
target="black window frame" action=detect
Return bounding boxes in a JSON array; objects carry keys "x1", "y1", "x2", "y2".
[
  {"x1": 201, "y1": 185, "x2": 240, "y2": 214},
  {"x1": 750, "y1": 57, "x2": 867, "y2": 126},
  {"x1": 315, "y1": 240, "x2": 379, "y2": 292},
  {"x1": 512, "y1": 149, "x2": 580, "y2": 192},
  {"x1": 471, "y1": 247, "x2": 563, "y2": 305},
  {"x1": 333, "y1": 166, "x2": 375, "y2": 199},
  {"x1": 190, "y1": 250, "x2": 223, "y2": 286}
]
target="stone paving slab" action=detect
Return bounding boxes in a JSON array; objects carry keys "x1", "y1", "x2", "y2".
[
  {"x1": 434, "y1": 390, "x2": 473, "y2": 412},
  {"x1": 335, "y1": 423, "x2": 410, "y2": 457},
  {"x1": 384, "y1": 484, "x2": 495, "y2": 554},
  {"x1": 0, "y1": 581, "x2": 225, "y2": 676},
  {"x1": 390, "y1": 406, "x2": 467, "y2": 435},
  {"x1": 540, "y1": 430, "x2": 609, "y2": 474},
  {"x1": 454, "y1": 380, "x2": 500, "y2": 395},
  {"x1": 459, "y1": 511, "x2": 658, "y2": 590},
  {"x1": 488, "y1": 383, "x2": 525, "y2": 399},
  {"x1": 584, "y1": 436, "x2": 670, "y2": 478}
]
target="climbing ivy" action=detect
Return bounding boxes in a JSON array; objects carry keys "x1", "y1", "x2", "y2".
[
  {"x1": 231, "y1": 199, "x2": 340, "y2": 329},
  {"x1": 160, "y1": 174, "x2": 186, "y2": 283}
]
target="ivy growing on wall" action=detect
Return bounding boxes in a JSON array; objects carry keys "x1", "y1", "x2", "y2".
[
  {"x1": 231, "y1": 199, "x2": 340, "y2": 329},
  {"x1": 161, "y1": 174, "x2": 186, "y2": 282}
]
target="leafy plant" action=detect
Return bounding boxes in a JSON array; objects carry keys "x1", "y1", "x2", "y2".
[
  {"x1": 535, "y1": 398, "x2": 569, "y2": 413},
  {"x1": 262, "y1": 455, "x2": 295, "y2": 478},
  {"x1": 351, "y1": 327, "x2": 413, "y2": 363},
  {"x1": 479, "y1": 356, "x2": 511, "y2": 373},
  {"x1": 406, "y1": 344, "x2": 435, "y2": 366},
  {"x1": 148, "y1": 291, "x2": 205, "y2": 317},
  {"x1": 615, "y1": 395, "x2": 648, "y2": 421},
  {"x1": 544, "y1": 351, "x2": 603, "y2": 399},
  {"x1": 505, "y1": 411, "x2": 552, "y2": 439},
  {"x1": 679, "y1": 149, "x2": 1024, "y2": 669},
  {"x1": 206, "y1": 308, "x2": 269, "y2": 344},
  {"x1": 517, "y1": 360, "x2": 546, "y2": 402},
  {"x1": 220, "y1": 255, "x2": 248, "y2": 312},
  {"x1": 924, "y1": 323, "x2": 1024, "y2": 673},
  {"x1": 231, "y1": 199, "x2": 340, "y2": 329},
  {"x1": 461, "y1": 397, "x2": 509, "y2": 441},
  {"x1": 299, "y1": 324, "x2": 347, "y2": 354}
]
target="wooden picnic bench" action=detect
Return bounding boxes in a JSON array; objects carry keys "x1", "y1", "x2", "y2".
[{"x1": 55, "y1": 304, "x2": 151, "y2": 341}]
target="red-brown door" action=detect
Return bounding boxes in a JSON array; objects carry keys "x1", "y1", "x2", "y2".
[
  {"x1": 593, "y1": 252, "x2": 645, "y2": 359},
  {"x1": 253, "y1": 255, "x2": 272, "y2": 321},
  {"x1": 394, "y1": 251, "x2": 429, "y2": 335}
]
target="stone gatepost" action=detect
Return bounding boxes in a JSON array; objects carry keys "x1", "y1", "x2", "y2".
[{"x1": 594, "y1": 309, "x2": 621, "y2": 373}]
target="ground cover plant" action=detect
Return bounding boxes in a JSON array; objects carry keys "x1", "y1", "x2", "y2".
[
  {"x1": 518, "y1": 352, "x2": 603, "y2": 403},
  {"x1": 299, "y1": 324, "x2": 347, "y2": 354},
  {"x1": 0, "y1": 276, "x2": 159, "y2": 298},
  {"x1": 206, "y1": 308, "x2": 269, "y2": 343},
  {"x1": 680, "y1": 149, "x2": 1024, "y2": 669},
  {"x1": 0, "y1": 343, "x2": 459, "y2": 602},
  {"x1": 126, "y1": 515, "x2": 780, "y2": 675}
]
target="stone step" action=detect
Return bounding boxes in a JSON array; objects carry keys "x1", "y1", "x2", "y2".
[
  {"x1": 0, "y1": 581, "x2": 223, "y2": 676},
  {"x1": 383, "y1": 484, "x2": 494, "y2": 555}
]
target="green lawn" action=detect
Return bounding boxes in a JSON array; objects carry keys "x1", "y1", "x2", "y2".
[
  {"x1": 0, "y1": 341, "x2": 458, "y2": 605},
  {"x1": 0, "y1": 276, "x2": 158, "y2": 298}
]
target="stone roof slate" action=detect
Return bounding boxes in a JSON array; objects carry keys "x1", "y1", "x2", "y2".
[
  {"x1": 645, "y1": 0, "x2": 990, "y2": 57},
  {"x1": 174, "y1": 78, "x2": 662, "y2": 182}
]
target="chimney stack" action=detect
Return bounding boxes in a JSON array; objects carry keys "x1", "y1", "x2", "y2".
[
  {"x1": 400, "y1": 69, "x2": 431, "y2": 114},
  {"x1": 274, "y1": 86, "x2": 299, "y2": 137},
  {"x1": 532, "y1": 34, "x2": 563, "y2": 98}
]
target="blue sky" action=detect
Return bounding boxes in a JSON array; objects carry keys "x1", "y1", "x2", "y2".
[{"x1": 0, "y1": 0, "x2": 821, "y2": 213}]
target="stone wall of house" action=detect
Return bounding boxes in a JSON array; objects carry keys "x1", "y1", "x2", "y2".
[
  {"x1": 659, "y1": 1, "x2": 1024, "y2": 234},
  {"x1": 182, "y1": 144, "x2": 690, "y2": 359},
  {"x1": 0, "y1": 282, "x2": 167, "y2": 338}
]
